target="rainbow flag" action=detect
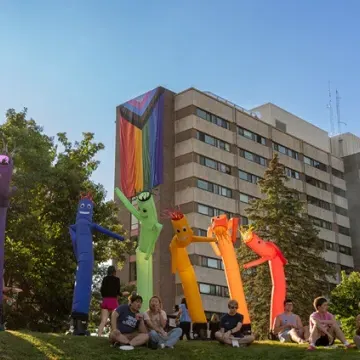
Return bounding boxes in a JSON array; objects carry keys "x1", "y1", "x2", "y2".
[{"x1": 117, "y1": 87, "x2": 165, "y2": 198}]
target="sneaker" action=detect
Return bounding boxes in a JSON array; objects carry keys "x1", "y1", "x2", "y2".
[
  {"x1": 232, "y1": 339, "x2": 239, "y2": 347},
  {"x1": 119, "y1": 345, "x2": 134, "y2": 351},
  {"x1": 307, "y1": 345, "x2": 316, "y2": 351},
  {"x1": 159, "y1": 344, "x2": 165, "y2": 349}
]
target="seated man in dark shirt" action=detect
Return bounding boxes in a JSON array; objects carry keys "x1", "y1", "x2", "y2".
[
  {"x1": 109, "y1": 292, "x2": 149, "y2": 350},
  {"x1": 215, "y1": 299, "x2": 255, "y2": 347}
]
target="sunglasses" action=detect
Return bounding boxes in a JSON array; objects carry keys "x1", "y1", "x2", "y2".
[{"x1": 230, "y1": 306, "x2": 238, "y2": 309}]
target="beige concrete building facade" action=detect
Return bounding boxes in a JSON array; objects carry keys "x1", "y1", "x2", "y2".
[{"x1": 116, "y1": 87, "x2": 354, "y2": 316}]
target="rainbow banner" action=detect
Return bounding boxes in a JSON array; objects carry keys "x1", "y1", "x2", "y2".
[{"x1": 117, "y1": 87, "x2": 165, "y2": 198}]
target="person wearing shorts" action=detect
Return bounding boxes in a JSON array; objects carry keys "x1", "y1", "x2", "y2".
[
  {"x1": 273, "y1": 299, "x2": 308, "y2": 344},
  {"x1": 109, "y1": 293, "x2": 149, "y2": 350},
  {"x1": 97, "y1": 266, "x2": 129, "y2": 337},
  {"x1": 307, "y1": 297, "x2": 355, "y2": 351}
]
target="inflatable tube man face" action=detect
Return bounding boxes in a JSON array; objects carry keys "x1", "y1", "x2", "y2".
[
  {"x1": 0, "y1": 155, "x2": 13, "y2": 198},
  {"x1": 76, "y1": 193, "x2": 94, "y2": 222},
  {"x1": 137, "y1": 191, "x2": 157, "y2": 222}
]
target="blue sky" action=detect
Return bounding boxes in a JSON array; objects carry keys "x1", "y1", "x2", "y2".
[{"x1": 1, "y1": 0, "x2": 359, "y2": 199}]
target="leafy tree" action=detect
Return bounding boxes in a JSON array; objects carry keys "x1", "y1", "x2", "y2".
[
  {"x1": 330, "y1": 271, "x2": 360, "y2": 338},
  {"x1": 238, "y1": 154, "x2": 334, "y2": 338},
  {"x1": 2, "y1": 109, "x2": 134, "y2": 331}
]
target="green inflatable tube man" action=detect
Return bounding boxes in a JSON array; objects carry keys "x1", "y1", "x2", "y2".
[{"x1": 115, "y1": 188, "x2": 163, "y2": 311}]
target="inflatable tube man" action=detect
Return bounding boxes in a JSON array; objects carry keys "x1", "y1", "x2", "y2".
[
  {"x1": 69, "y1": 193, "x2": 124, "y2": 335},
  {"x1": 115, "y1": 188, "x2": 162, "y2": 312},
  {"x1": 208, "y1": 215, "x2": 251, "y2": 332},
  {"x1": 240, "y1": 226, "x2": 287, "y2": 331},
  {"x1": 0, "y1": 137, "x2": 16, "y2": 331}
]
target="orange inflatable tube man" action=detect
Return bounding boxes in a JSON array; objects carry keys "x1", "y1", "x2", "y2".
[
  {"x1": 240, "y1": 227, "x2": 287, "y2": 331},
  {"x1": 207, "y1": 215, "x2": 251, "y2": 328},
  {"x1": 168, "y1": 210, "x2": 216, "y2": 324}
]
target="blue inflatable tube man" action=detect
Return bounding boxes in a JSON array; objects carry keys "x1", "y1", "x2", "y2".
[{"x1": 69, "y1": 192, "x2": 124, "y2": 335}]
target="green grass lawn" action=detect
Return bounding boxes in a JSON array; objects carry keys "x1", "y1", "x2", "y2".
[{"x1": 0, "y1": 331, "x2": 359, "y2": 360}]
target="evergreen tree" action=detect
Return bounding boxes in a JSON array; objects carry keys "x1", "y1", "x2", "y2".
[{"x1": 238, "y1": 154, "x2": 334, "y2": 338}]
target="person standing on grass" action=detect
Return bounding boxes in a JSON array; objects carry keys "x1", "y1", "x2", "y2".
[
  {"x1": 144, "y1": 295, "x2": 182, "y2": 349},
  {"x1": 178, "y1": 298, "x2": 191, "y2": 340},
  {"x1": 307, "y1": 297, "x2": 355, "y2": 351},
  {"x1": 215, "y1": 299, "x2": 255, "y2": 347},
  {"x1": 97, "y1": 265, "x2": 129, "y2": 337},
  {"x1": 109, "y1": 292, "x2": 149, "y2": 350},
  {"x1": 273, "y1": 299, "x2": 308, "y2": 344}
]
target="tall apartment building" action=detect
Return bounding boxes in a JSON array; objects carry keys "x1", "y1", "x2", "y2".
[
  {"x1": 331, "y1": 133, "x2": 360, "y2": 271},
  {"x1": 115, "y1": 87, "x2": 354, "y2": 316}
]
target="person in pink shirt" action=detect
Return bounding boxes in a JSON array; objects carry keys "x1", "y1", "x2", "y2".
[{"x1": 307, "y1": 297, "x2": 355, "y2": 351}]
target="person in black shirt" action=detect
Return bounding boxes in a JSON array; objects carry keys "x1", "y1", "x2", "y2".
[
  {"x1": 215, "y1": 299, "x2": 255, "y2": 347},
  {"x1": 98, "y1": 266, "x2": 129, "y2": 337}
]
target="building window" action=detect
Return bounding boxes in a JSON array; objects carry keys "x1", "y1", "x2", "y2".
[
  {"x1": 304, "y1": 156, "x2": 327, "y2": 172},
  {"x1": 332, "y1": 168, "x2": 344, "y2": 180},
  {"x1": 199, "y1": 282, "x2": 229, "y2": 297},
  {"x1": 340, "y1": 265, "x2": 353, "y2": 275},
  {"x1": 239, "y1": 148, "x2": 267, "y2": 166},
  {"x1": 197, "y1": 131, "x2": 231, "y2": 152},
  {"x1": 200, "y1": 256, "x2": 223, "y2": 270},
  {"x1": 339, "y1": 245, "x2": 352, "y2": 256},
  {"x1": 197, "y1": 179, "x2": 232, "y2": 198},
  {"x1": 197, "y1": 203, "x2": 231, "y2": 218},
  {"x1": 196, "y1": 229, "x2": 207, "y2": 236},
  {"x1": 199, "y1": 155, "x2": 231, "y2": 175},
  {"x1": 307, "y1": 195, "x2": 331, "y2": 211},
  {"x1": 323, "y1": 240, "x2": 335, "y2": 251},
  {"x1": 309, "y1": 216, "x2": 332, "y2": 230},
  {"x1": 335, "y1": 205, "x2": 348, "y2": 217},
  {"x1": 333, "y1": 186, "x2": 346, "y2": 198},
  {"x1": 238, "y1": 127, "x2": 266, "y2": 145},
  {"x1": 239, "y1": 170, "x2": 261, "y2": 184},
  {"x1": 239, "y1": 193, "x2": 257, "y2": 204},
  {"x1": 305, "y1": 176, "x2": 328, "y2": 191},
  {"x1": 240, "y1": 216, "x2": 249, "y2": 225},
  {"x1": 327, "y1": 261, "x2": 337, "y2": 271},
  {"x1": 129, "y1": 261, "x2": 137, "y2": 282},
  {"x1": 338, "y1": 225, "x2": 350, "y2": 236},
  {"x1": 196, "y1": 108, "x2": 230, "y2": 129},
  {"x1": 275, "y1": 119, "x2": 287, "y2": 132},
  {"x1": 285, "y1": 167, "x2": 300, "y2": 180},
  {"x1": 273, "y1": 142, "x2": 299, "y2": 160}
]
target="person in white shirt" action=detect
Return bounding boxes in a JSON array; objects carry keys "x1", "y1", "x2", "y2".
[{"x1": 144, "y1": 296, "x2": 182, "y2": 349}]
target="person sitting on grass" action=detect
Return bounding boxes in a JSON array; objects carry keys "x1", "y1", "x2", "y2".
[
  {"x1": 215, "y1": 299, "x2": 255, "y2": 347},
  {"x1": 144, "y1": 295, "x2": 182, "y2": 349},
  {"x1": 109, "y1": 292, "x2": 149, "y2": 350},
  {"x1": 307, "y1": 297, "x2": 355, "y2": 351},
  {"x1": 273, "y1": 299, "x2": 308, "y2": 344}
]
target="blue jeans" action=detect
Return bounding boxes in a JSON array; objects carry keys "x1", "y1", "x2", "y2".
[{"x1": 149, "y1": 328, "x2": 182, "y2": 347}]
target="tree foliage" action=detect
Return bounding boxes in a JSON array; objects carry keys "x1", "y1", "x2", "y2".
[
  {"x1": 330, "y1": 271, "x2": 360, "y2": 337},
  {"x1": 238, "y1": 154, "x2": 334, "y2": 338},
  {"x1": 2, "y1": 109, "x2": 134, "y2": 331}
]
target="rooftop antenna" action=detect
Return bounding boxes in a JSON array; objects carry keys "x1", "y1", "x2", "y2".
[
  {"x1": 327, "y1": 82, "x2": 335, "y2": 136},
  {"x1": 336, "y1": 89, "x2": 346, "y2": 134}
]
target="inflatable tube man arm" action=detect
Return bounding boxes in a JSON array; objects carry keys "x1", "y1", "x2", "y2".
[
  {"x1": 92, "y1": 223, "x2": 125, "y2": 241},
  {"x1": 115, "y1": 187, "x2": 141, "y2": 220},
  {"x1": 243, "y1": 257, "x2": 268, "y2": 269}
]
